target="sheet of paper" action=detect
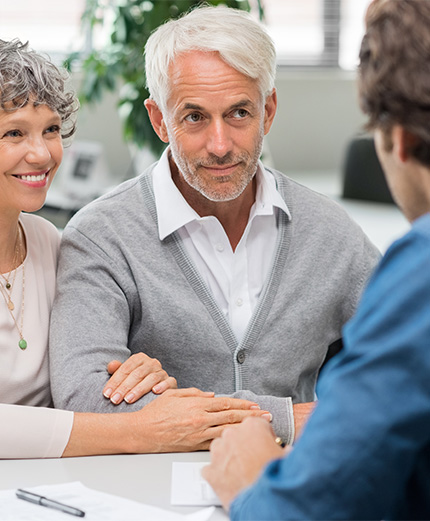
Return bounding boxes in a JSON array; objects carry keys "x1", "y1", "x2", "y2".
[
  {"x1": 0, "y1": 481, "x2": 215, "y2": 521},
  {"x1": 171, "y1": 462, "x2": 221, "y2": 506}
]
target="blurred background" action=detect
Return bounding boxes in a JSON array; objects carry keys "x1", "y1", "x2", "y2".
[{"x1": 0, "y1": 0, "x2": 409, "y2": 251}]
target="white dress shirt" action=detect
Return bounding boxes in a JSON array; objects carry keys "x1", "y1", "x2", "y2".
[{"x1": 152, "y1": 147, "x2": 291, "y2": 342}]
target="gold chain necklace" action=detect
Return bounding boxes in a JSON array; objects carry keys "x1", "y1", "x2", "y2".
[
  {"x1": 0, "y1": 224, "x2": 27, "y2": 350},
  {"x1": 0, "y1": 227, "x2": 21, "y2": 310}
]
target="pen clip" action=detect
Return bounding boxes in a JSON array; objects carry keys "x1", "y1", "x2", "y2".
[{"x1": 16, "y1": 489, "x2": 44, "y2": 504}]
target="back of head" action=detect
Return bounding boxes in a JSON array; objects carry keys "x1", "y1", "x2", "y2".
[
  {"x1": 145, "y1": 5, "x2": 276, "y2": 111},
  {"x1": 0, "y1": 38, "x2": 78, "y2": 139},
  {"x1": 358, "y1": 0, "x2": 430, "y2": 165}
]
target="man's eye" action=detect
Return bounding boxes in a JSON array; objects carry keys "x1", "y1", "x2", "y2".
[
  {"x1": 4, "y1": 129, "x2": 22, "y2": 138},
  {"x1": 232, "y1": 109, "x2": 249, "y2": 119},
  {"x1": 185, "y1": 113, "x2": 203, "y2": 123}
]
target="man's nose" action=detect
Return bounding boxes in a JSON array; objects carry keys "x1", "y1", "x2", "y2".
[{"x1": 206, "y1": 119, "x2": 233, "y2": 157}]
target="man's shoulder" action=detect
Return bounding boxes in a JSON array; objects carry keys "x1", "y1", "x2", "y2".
[
  {"x1": 411, "y1": 212, "x2": 430, "y2": 240},
  {"x1": 267, "y1": 167, "x2": 353, "y2": 223},
  {"x1": 65, "y1": 167, "x2": 156, "y2": 234}
]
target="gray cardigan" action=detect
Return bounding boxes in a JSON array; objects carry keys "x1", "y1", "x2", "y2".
[{"x1": 50, "y1": 166, "x2": 380, "y2": 441}]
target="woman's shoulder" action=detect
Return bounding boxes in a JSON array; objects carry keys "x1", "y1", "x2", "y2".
[
  {"x1": 20, "y1": 213, "x2": 61, "y2": 264},
  {"x1": 20, "y1": 213, "x2": 61, "y2": 246}
]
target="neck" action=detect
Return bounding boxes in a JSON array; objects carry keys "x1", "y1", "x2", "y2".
[
  {"x1": 0, "y1": 214, "x2": 22, "y2": 274},
  {"x1": 171, "y1": 161, "x2": 256, "y2": 252}
]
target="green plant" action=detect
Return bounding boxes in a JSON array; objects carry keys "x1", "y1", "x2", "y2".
[{"x1": 65, "y1": 0, "x2": 260, "y2": 157}]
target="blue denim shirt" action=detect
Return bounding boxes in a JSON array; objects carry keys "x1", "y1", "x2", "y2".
[{"x1": 231, "y1": 213, "x2": 430, "y2": 521}]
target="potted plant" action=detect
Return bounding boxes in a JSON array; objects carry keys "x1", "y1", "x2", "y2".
[{"x1": 65, "y1": 0, "x2": 262, "y2": 162}]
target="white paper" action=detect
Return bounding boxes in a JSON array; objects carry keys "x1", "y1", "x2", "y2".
[
  {"x1": 0, "y1": 481, "x2": 215, "y2": 521},
  {"x1": 171, "y1": 462, "x2": 221, "y2": 506}
]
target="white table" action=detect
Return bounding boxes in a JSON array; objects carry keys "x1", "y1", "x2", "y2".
[{"x1": 0, "y1": 452, "x2": 228, "y2": 520}]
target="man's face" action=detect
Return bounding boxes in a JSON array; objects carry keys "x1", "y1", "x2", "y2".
[{"x1": 148, "y1": 51, "x2": 276, "y2": 208}]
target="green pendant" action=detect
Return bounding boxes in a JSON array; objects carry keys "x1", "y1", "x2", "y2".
[
  {"x1": 6, "y1": 282, "x2": 11, "y2": 289},
  {"x1": 19, "y1": 339, "x2": 27, "y2": 350}
]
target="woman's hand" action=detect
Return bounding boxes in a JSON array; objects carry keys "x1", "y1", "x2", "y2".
[
  {"x1": 132, "y1": 388, "x2": 273, "y2": 453},
  {"x1": 103, "y1": 353, "x2": 177, "y2": 405}
]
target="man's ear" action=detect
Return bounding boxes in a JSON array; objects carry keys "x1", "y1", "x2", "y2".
[
  {"x1": 392, "y1": 125, "x2": 421, "y2": 163},
  {"x1": 144, "y1": 99, "x2": 169, "y2": 143},
  {"x1": 263, "y1": 88, "x2": 277, "y2": 135}
]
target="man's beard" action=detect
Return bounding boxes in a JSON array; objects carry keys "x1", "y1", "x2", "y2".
[{"x1": 169, "y1": 132, "x2": 264, "y2": 202}]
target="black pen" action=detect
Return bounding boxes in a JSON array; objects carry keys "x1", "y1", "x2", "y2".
[{"x1": 16, "y1": 489, "x2": 85, "y2": 517}]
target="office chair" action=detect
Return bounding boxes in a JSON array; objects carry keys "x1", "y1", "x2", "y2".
[{"x1": 342, "y1": 135, "x2": 394, "y2": 204}]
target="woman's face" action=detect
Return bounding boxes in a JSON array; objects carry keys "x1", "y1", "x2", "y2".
[{"x1": 0, "y1": 102, "x2": 63, "y2": 217}]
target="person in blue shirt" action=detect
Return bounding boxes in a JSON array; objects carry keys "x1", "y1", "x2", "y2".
[{"x1": 202, "y1": 0, "x2": 430, "y2": 519}]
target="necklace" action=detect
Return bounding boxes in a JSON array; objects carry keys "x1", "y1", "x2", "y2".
[
  {"x1": 0, "y1": 227, "x2": 21, "y2": 310},
  {"x1": 0, "y1": 224, "x2": 27, "y2": 350}
]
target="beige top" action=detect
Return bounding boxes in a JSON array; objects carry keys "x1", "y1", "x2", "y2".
[{"x1": 0, "y1": 213, "x2": 73, "y2": 458}]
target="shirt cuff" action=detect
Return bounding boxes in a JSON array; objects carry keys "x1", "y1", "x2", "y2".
[{"x1": 284, "y1": 396, "x2": 295, "y2": 445}]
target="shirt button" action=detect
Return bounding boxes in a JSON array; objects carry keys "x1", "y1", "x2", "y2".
[
  {"x1": 236, "y1": 298, "x2": 243, "y2": 306},
  {"x1": 236, "y1": 350, "x2": 246, "y2": 364},
  {"x1": 216, "y1": 243, "x2": 224, "y2": 252}
]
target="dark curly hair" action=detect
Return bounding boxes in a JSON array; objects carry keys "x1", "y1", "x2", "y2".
[
  {"x1": 358, "y1": 0, "x2": 430, "y2": 166},
  {"x1": 0, "y1": 39, "x2": 79, "y2": 140}
]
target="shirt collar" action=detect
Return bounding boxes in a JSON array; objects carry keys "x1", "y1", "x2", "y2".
[{"x1": 152, "y1": 146, "x2": 291, "y2": 241}]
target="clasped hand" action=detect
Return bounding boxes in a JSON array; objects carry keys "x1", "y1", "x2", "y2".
[{"x1": 103, "y1": 352, "x2": 177, "y2": 405}]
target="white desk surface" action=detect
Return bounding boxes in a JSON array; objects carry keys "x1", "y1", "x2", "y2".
[{"x1": 0, "y1": 452, "x2": 228, "y2": 520}]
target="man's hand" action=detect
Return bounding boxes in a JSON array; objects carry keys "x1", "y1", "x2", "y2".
[
  {"x1": 103, "y1": 353, "x2": 177, "y2": 405},
  {"x1": 293, "y1": 401, "x2": 316, "y2": 440},
  {"x1": 202, "y1": 417, "x2": 287, "y2": 510},
  {"x1": 132, "y1": 388, "x2": 273, "y2": 453}
]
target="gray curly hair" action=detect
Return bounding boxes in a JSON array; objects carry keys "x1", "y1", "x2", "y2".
[{"x1": 0, "y1": 39, "x2": 79, "y2": 140}]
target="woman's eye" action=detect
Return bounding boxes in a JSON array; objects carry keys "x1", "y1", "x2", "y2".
[
  {"x1": 45, "y1": 125, "x2": 61, "y2": 134},
  {"x1": 185, "y1": 113, "x2": 203, "y2": 123}
]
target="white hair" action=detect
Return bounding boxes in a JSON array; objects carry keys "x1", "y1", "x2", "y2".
[{"x1": 144, "y1": 5, "x2": 276, "y2": 112}]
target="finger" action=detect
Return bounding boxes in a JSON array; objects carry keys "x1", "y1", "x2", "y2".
[
  {"x1": 109, "y1": 368, "x2": 167, "y2": 405},
  {"x1": 122, "y1": 371, "x2": 175, "y2": 404},
  {"x1": 162, "y1": 387, "x2": 215, "y2": 398},
  {"x1": 201, "y1": 463, "x2": 211, "y2": 481},
  {"x1": 152, "y1": 376, "x2": 178, "y2": 394},
  {"x1": 204, "y1": 396, "x2": 261, "y2": 412},
  {"x1": 107, "y1": 360, "x2": 121, "y2": 375},
  {"x1": 206, "y1": 408, "x2": 272, "y2": 427},
  {"x1": 104, "y1": 365, "x2": 160, "y2": 403},
  {"x1": 103, "y1": 354, "x2": 161, "y2": 400}
]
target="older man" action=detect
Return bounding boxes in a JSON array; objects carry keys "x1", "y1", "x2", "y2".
[{"x1": 50, "y1": 6, "x2": 379, "y2": 448}]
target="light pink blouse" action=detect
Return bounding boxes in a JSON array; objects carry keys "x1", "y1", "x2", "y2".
[{"x1": 0, "y1": 213, "x2": 73, "y2": 458}]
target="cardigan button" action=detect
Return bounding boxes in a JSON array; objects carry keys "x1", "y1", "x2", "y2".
[{"x1": 236, "y1": 350, "x2": 246, "y2": 364}]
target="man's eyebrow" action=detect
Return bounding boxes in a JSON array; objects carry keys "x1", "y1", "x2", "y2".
[
  {"x1": 181, "y1": 99, "x2": 255, "y2": 112},
  {"x1": 183, "y1": 103, "x2": 203, "y2": 111},
  {"x1": 229, "y1": 99, "x2": 255, "y2": 110}
]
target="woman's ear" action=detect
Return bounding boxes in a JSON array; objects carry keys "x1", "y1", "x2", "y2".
[{"x1": 144, "y1": 99, "x2": 169, "y2": 143}]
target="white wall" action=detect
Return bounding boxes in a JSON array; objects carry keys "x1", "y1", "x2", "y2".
[
  {"x1": 268, "y1": 69, "x2": 367, "y2": 174},
  {"x1": 72, "y1": 68, "x2": 367, "y2": 182},
  {"x1": 72, "y1": 88, "x2": 133, "y2": 182}
]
